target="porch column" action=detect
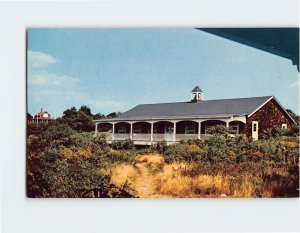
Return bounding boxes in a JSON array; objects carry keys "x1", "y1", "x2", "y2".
[
  {"x1": 150, "y1": 122, "x2": 154, "y2": 143},
  {"x1": 112, "y1": 123, "x2": 115, "y2": 140},
  {"x1": 173, "y1": 121, "x2": 176, "y2": 142},
  {"x1": 198, "y1": 121, "x2": 201, "y2": 139},
  {"x1": 226, "y1": 121, "x2": 229, "y2": 128},
  {"x1": 95, "y1": 123, "x2": 98, "y2": 136},
  {"x1": 130, "y1": 122, "x2": 133, "y2": 140}
]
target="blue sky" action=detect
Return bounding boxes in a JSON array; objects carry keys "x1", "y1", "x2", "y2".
[{"x1": 27, "y1": 28, "x2": 299, "y2": 117}]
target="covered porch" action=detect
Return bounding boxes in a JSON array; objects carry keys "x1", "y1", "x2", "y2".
[{"x1": 94, "y1": 116, "x2": 246, "y2": 145}]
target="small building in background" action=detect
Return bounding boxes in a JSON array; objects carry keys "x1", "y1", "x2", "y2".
[{"x1": 28, "y1": 109, "x2": 56, "y2": 123}]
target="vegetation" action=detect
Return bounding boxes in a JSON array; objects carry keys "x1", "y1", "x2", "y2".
[
  {"x1": 27, "y1": 107, "x2": 299, "y2": 198},
  {"x1": 155, "y1": 135, "x2": 299, "y2": 197},
  {"x1": 27, "y1": 123, "x2": 133, "y2": 198}
]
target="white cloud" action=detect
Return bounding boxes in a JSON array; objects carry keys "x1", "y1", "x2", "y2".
[
  {"x1": 28, "y1": 50, "x2": 122, "y2": 116},
  {"x1": 28, "y1": 50, "x2": 56, "y2": 69},
  {"x1": 87, "y1": 99, "x2": 121, "y2": 111},
  {"x1": 29, "y1": 70, "x2": 80, "y2": 86}
]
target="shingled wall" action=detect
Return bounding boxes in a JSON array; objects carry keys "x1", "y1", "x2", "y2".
[{"x1": 244, "y1": 98, "x2": 293, "y2": 138}]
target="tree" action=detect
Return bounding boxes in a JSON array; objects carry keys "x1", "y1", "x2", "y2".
[
  {"x1": 286, "y1": 109, "x2": 299, "y2": 125},
  {"x1": 93, "y1": 113, "x2": 106, "y2": 120},
  {"x1": 79, "y1": 105, "x2": 92, "y2": 117},
  {"x1": 106, "y1": 112, "x2": 121, "y2": 118},
  {"x1": 59, "y1": 107, "x2": 94, "y2": 132}
]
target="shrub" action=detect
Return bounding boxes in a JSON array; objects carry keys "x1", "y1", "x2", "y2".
[
  {"x1": 93, "y1": 134, "x2": 109, "y2": 150},
  {"x1": 163, "y1": 143, "x2": 207, "y2": 163},
  {"x1": 27, "y1": 122, "x2": 56, "y2": 136},
  {"x1": 261, "y1": 125, "x2": 299, "y2": 139},
  {"x1": 206, "y1": 125, "x2": 230, "y2": 136},
  {"x1": 111, "y1": 139, "x2": 135, "y2": 150},
  {"x1": 203, "y1": 136, "x2": 229, "y2": 163},
  {"x1": 68, "y1": 132, "x2": 95, "y2": 149},
  {"x1": 155, "y1": 140, "x2": 168, "y2": 154},
  {"x1": 28, "y1": 148, "x2": 133, "y2": 198},
  {"x1": 106, "y1": 149, "x2": 136, "y2": 164}
]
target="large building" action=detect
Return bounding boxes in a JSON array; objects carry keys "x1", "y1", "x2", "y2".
[{"x1": 94, "y1": 86, "x2": 295, "y2": 145}]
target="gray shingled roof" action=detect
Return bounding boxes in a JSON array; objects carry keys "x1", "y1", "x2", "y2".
[
  {"x1": 191, "y1": 86, "x2": 203, "y2": 92},
  {"x1": 113, "y1": 96, "x2": 272, "y2": 121}
]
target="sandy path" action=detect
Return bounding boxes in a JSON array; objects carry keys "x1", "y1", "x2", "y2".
[{"x1": 133, "y1": 162, "x2": 155, "y2": 197}]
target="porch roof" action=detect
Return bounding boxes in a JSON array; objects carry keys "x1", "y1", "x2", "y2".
[{"x1": 95, "y1": 96, "x2": 272, "y2": 123}]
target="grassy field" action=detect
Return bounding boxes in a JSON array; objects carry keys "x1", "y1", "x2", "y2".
[
  {"x1": 27, "y1": 123, "x2": 299, "y2": 198},
  {"x1": 106, "y1": 151, "x2": 299, "y2": 198}
]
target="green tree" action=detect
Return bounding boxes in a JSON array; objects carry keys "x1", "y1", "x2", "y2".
[
  {"x1": 93, "y1": 113, "x2": 106, "y2": 120},
  {"x1": 286, "y1": 109, "x2": 299, "y2": 125},
  {"x1": 79, "y1": 105, "x2": 92, "y2": 117},
  {"x1": 106, "y1": 112, "x2": 121, "y2": 118},
  {"x1": 59, "y1": 107, "x2": 94, "y2": 132}
]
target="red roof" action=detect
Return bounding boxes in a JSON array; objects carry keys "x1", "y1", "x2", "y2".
[{"x1": 32, "y1": 110, "x2": 55, "y2": 120}]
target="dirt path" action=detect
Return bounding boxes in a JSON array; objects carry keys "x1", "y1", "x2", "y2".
[
  {"x1": 133, "y1": 162, "x2": 155, "y2": 197},
  {"x1": 110, "y1": 153, "x2": 167, "y2": 198}
]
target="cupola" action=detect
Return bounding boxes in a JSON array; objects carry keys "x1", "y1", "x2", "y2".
[{"x1": 191, "y1": 85, "x2": 203, "y2": 103}]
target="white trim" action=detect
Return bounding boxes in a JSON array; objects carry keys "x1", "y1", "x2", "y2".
[
  {"x1": 93, "y1": 115, "x2": 233, "y2": 123},
  {"x1": 229, "y1": 115, "x2": 247, "y2": 124},
  {"x1": 148, "y1": 124, "x2": 157, "y2": 134},
  {"x1": 248, "y1": 96, "x2": 273, "y2": 118},
  {"x1": 281, "y1": 123, "x2": 287, "y2": 129}
]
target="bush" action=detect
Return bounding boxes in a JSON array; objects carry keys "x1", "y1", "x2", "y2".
[
  {"x1": 203, "y1": 136, "x2": 230, "y2": 163},
  {"x1": 27, "y1": 147, "x2": 133, "y2": 198},
  {"x1": 27, "y1": 122, "x2": 56, "y2": 136},
  {"x1": 163, "y1": 143, "x2": 207, "y2": 163},
  {"x1": 93, "y1": 134, "x2": 109, "y2": 150},
  {"x1": 261, "y1": 125, "x2": 300, "y2": 139},
  {"x1": 152, "y1": 140, "x2": 168, "y2": 154},
  {"x1": 111, "y1": 139, "x2": 135, "y2": 150},
  {"x1": 105, "y1": 150, "x2": 136, "y2": 164},
  {"x1": 206, "y1": 125, "x2": 230, "y2": 136}
]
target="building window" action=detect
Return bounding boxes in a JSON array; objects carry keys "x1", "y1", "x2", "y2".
[
  {"x1": 282, "y1": 124, "x2": 287, "y2": 129},
  {"x1": 253, "y1": 123, "x2": 257, "y2": 132},
  {"x1": 185, "y1": 123, "x2": 195, "y2": 134},
  {"x1": 165, "y1": 123, "x2": 174, "y2": 133},
  {"x1": 229, "y1": 124, "x2": 239, "y2": 134},
  {"x1": 133, "y1": 125, "x2": 141, "y2": 134},
  {"x1": 118, "y1": 125, "x2": 126, "y2": 134}
]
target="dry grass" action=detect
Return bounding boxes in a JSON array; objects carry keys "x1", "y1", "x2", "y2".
[
  {"x1": 109, "y1": 154, "x2": 233, "y2": 198},
  {"x1": 232, "y1": 175, "x2": 255, "y2": 198},
  {"x1": 137, "y1": 153, "x2": 165, "y2": 167},
  {"x1": 110, "y1": 164, "x2": 139, "y2": 187},
  {"x1": 107, "y1": 152, "x2": 298, "y2": 198},
  {"x1": 155, "y1": 168, "x2": 231, "y2": 197}
]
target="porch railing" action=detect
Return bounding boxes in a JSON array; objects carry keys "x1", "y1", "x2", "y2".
[
  {"x1": 175, "y1": 134, "x2": 198, "y2": 141},
  {"x1": 113, "y1": 133, "x2": 130, "y2": 140},
  {"x1": 104, "y1": 133, "x2": 215, "y2": 141},
  {"x1": 132, "y1": 133, "x2": 151, "y2": 141}
]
